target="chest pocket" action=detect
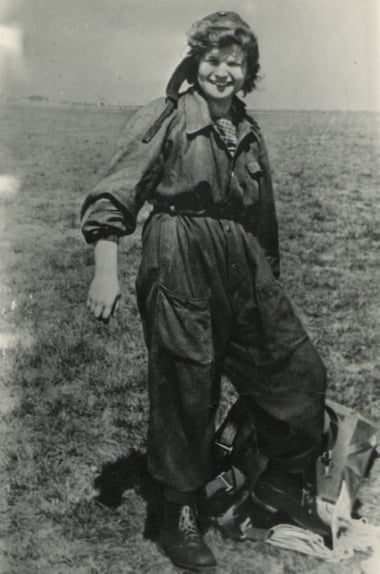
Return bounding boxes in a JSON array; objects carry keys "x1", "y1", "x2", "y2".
[
  {"x1": 243, "y1": 160, "x2": 263, "y2": 206},
  {"x1": 246, "y1": 160, "x2": 262, "y2": 181}
]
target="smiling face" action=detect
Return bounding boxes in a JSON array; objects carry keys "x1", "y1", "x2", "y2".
[{"x1": 197, "y1": 44, "x2": 247, "y2": 104}]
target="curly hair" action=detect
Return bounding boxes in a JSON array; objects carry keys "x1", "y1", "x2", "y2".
[{"x1": 185, "y1": 15, "x2": 260, "y2": 95}]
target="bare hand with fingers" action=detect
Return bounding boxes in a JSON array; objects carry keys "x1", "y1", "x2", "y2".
[
  {"x1": 87, "y1": 272, "x2": 120, "y2": 321},
  {"x1": 87, "y1": 239, "x2": 120, "y2": 322}
]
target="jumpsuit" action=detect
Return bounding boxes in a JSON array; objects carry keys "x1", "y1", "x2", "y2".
[{"x1": 81, "y1": 87, "x2": 326, "y2": 494}]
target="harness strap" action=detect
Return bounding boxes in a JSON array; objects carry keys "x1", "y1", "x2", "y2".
[
  {"x1": 141, "y1": 56, "x2": 192, "y2": 143},
  {"x1": 141, "y1": 100, "x2": 176, "y2": 143},
  {"x1": 205, "y1": 466, "x2": 246, "y2": 498},
  {"x1": 216, "y1": 418, "x2": 240, "y2": 455}
]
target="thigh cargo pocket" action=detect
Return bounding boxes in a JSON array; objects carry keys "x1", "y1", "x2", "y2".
[{"x1": 153, "y1": 284, "x2": 212, "y2": 365}]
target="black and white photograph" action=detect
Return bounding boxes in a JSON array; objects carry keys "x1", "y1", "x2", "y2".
[{"x1": 0, "y1": 1, "x2": 379, "y2": 572}]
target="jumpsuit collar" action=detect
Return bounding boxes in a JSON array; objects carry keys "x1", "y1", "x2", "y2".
[
  {"x1": 184, "y1": 88, "x2": 214, "y2": 134},
  {"x1": 183, "y1": 87, "x2": 256, "y2": 143}
]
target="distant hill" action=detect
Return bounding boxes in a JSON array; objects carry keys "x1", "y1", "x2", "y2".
[{"x1": 28, "y1": 95, "x2": 49, "y2": 102}]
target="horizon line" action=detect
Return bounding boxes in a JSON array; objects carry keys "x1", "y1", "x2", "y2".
[{"x1": 2, "y1": 95, "x2": 379, "y2": 114}]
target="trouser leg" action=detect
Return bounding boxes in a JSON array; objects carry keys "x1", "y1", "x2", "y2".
[
  {"x1": 136, "y1": 215, "x2": 230, "y2": 493},
  {"x1": 225, "y1": 339, "x2": 326, "y2": 473},
  {"x1": 225, "y1": 231, "x2": 326, "y2": 474},
  {"x1": 146, "y1": 347, "x2": 218, "y2": 492}
]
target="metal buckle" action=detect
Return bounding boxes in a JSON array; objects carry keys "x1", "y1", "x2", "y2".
[
  {"x1": 321, "y1": 450, "x2": 332, "y2": 476},
  {"x1": 215, "y1": 440, "x2": 233, "y2": 455},
  {"x1": 216, "y1": 472, "x2": 234, "y2": 493}
]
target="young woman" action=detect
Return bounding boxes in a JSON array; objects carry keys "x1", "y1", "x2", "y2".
[{"x1": 81, "y1": 11, "x2": 327, "y2": 572}]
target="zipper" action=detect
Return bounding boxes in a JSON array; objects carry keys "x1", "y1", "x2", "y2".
[
  {"x1": 212, "y1": 126, "x2": 234, "y2": 196},
  {"x1": 212, "y1": 123, "x2": 253, "y2": 202},
  {"x1": 229, "y1": 128, "x2": 256, "y2": 193}
]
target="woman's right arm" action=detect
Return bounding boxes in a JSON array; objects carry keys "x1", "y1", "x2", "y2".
[
  {"x1": 80, "y1": 97, "x2": 175, "y2": 243},
  {"x1": 81, "y1": 98, "x2": 176, "y2": 320}
]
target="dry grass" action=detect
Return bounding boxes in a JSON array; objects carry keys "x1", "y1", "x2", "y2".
[{"x1": 0, "y1": 102, "x2": 379, "y2": 573}]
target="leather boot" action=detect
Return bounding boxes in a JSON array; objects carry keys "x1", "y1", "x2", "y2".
[
  {"x1": 254, "y1": 465, "x2": 331, "y2": 538},
  {"x1": 159, "y1": 502, "x2": 217, "y2": 572}
]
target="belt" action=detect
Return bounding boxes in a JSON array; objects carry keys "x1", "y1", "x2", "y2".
[{"x1": 152, "y1": 203, "x2": 244, "y2": 224}]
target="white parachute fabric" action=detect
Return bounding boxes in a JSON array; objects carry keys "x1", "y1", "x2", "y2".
[{"x1": 264, "y1": 480, "x2": 380, "y2": 567}]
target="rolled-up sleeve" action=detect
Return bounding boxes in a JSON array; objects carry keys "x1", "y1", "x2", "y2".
[{"x1": 80, "y1": 98, "x2": 173, "y2": 243}]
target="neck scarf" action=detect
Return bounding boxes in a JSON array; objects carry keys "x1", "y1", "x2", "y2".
[{"x1": 214, "y1": 117, "x2": 238, "y2": 157}]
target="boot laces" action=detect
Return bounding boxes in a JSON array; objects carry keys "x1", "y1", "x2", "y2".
[{"x1": 178, "y1": 505, "x2": 200, "y2": 539}]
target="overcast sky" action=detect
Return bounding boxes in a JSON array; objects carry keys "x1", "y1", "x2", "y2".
[{"x1": 1, "y1": 0, "x2": 379, "y2": 110}]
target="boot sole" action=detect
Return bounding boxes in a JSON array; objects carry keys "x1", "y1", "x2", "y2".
[{"x1": 157, "y1": 544, "x2": 217, "y2": 573}]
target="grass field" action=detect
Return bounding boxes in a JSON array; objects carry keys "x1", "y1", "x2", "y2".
[{"x1": 0, "y1": 101, "x2": 379, "y2": 573}]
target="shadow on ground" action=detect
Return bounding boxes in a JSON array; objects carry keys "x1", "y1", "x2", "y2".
[{"x1": 94, "y1": 450, "x2": 165, "y2": 541}]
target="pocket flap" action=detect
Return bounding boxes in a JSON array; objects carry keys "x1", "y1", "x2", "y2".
[
  {"x1": 246, "y1": 161, "x2": 262, "y2": 179},
  {"x1": 155, "y1": 284, "x2": 212, "y2": 365}
]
